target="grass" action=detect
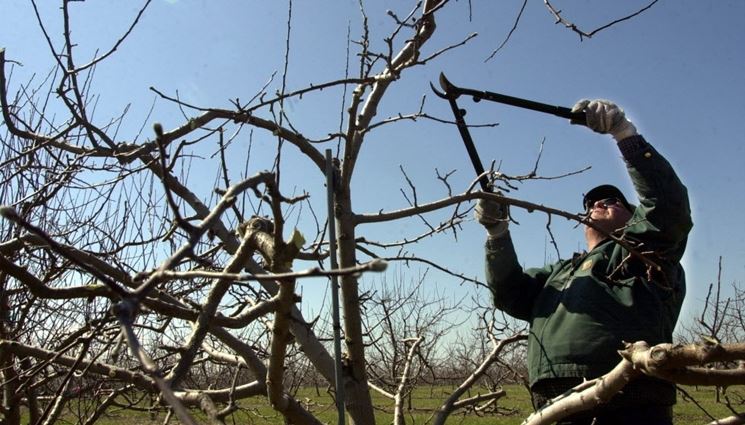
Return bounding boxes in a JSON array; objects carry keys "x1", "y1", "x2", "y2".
[
  {"x1": 672, "y1": 386, "x2": 742, "y2": 425},
  {"x1": 29, "y1": 384, "x2": 742, "y2": 424}
]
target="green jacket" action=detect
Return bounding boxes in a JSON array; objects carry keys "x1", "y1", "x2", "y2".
[{"x1": 485, "y1": 136, "x2": 692, "y2": 392}]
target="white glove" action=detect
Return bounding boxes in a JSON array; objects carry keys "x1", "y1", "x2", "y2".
[
  {"x1": 475, "y1": 196, "x2": 509, "y2": 238},
  {"x1": 572, "y1": 99, "x2": 638, "y2": 141}
]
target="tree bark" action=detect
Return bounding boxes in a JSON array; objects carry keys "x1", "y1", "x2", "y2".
[{"x1": 336, "y1": 183, "x2": 376, "y2": 425}]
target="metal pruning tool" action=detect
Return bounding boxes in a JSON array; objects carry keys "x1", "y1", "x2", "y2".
[{"x1": 430, "y1": 72, "x2": 587, "y2": 191}]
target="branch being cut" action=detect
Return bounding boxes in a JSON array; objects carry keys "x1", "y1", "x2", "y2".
[{"x1": 354, "y1": 189, "x2": 663, "y2": 274}]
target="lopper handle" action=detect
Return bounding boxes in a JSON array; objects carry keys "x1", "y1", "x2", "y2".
[{"x1": 439, "y1": 73, "x2": 587, "y2": 126}]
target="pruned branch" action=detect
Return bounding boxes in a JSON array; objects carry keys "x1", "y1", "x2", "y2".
[{"x1": 526, "y1": 340, "x2": 745, "y2": 425}]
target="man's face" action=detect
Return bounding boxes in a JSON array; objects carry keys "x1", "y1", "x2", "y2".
[{"x1": 584, "y1": 197, "x2": 633, "y2": 234}]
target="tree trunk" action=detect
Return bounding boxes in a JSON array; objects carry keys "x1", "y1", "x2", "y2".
[
  {"x1": 0, "y1": 284, "x2": 21, "y2": 425},
  {"x1": 336, "y1": 184, "x2": 376, "y2": 425},
  {"x1": 0, "y1": 366, "x2": 21, "y2": 425}
]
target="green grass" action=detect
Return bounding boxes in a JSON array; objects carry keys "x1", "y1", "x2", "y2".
[
  {"x1": 672, "y1": 386, "x2": 742, "y2": 425},
  {"x1": 26, "y1": 385, "x2": 742, "y2": 424}
]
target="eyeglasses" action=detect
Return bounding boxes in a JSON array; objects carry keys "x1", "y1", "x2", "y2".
[{"x1": 585, "y1": 197, "x2": 622, "y2": 212}]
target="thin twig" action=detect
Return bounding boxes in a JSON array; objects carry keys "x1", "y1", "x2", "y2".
[
  {"x1": 485, "y1": 0, "x2": 528, "y2": 62},
  {"x1": 544, "y1": 0, "x2": 660, "y2": 40}
]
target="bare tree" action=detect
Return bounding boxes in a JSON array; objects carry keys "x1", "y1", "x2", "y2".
[
  {"x1": 363, "y1": 270, "x2": 464, "y2": 423},
  {"x1": 0, "y1": 1, "x2": 681, "y2": 424},
  {"x1": 0, "y1": 1, "x2": 472, "y2": 422},
  {"x1": 433, "y1": 307, "x2": 527, "y2": 425}
]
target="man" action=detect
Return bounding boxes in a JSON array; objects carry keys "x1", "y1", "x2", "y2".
[{"x1": 476, "y1": 99, "x2": 692, "y2": 425}]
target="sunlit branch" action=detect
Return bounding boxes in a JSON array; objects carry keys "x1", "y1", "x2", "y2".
[
  {"x1": 393, "y1": 336, "x2": 424, "y2": 425},
  {"x1": 151, "y1": 259, "x2": 387, "y2": 283}
]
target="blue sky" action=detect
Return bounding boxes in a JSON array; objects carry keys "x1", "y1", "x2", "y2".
[{"x1": 2, "y1": 0, "x2": 744, "y2": 331}]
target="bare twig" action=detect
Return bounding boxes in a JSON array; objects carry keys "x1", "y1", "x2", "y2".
[
  {"x1": 73, "y1": 0, "x2": 153, "y2": 73},
  {"x1": 544, "y1": 0, "x2": 660, "y2": 41},
  {"x1": 485, "y1": 0, "x2": 528, "y2": 62}
]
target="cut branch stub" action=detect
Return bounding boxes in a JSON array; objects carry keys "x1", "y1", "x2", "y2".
[{"x1": 238, "y1": 216, "x2": 305, "y2": 272}]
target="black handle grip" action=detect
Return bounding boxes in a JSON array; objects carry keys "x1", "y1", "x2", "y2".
[{"x1": 438, "y1": 73, "x2": 587, "y2": 126}]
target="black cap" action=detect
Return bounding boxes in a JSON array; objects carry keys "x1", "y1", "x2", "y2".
[{"x1": 582, "y1": 184, "x2": 633, "y2": 211}]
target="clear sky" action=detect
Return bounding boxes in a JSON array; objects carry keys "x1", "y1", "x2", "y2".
[{"x1": 2, "y1": 0, "x2": 744, "y2": 332}]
